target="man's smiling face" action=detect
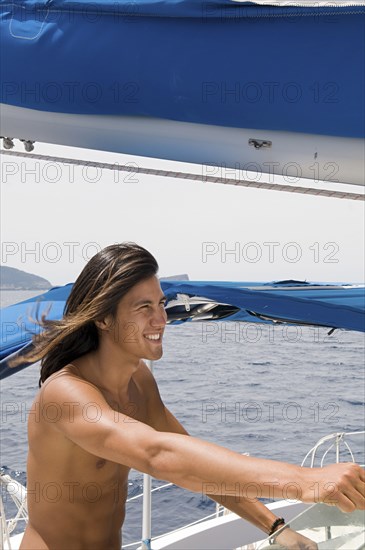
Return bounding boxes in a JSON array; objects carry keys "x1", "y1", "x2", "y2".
[{"x1": 105, "y1": 275, "x2": 167, "y2": 362}]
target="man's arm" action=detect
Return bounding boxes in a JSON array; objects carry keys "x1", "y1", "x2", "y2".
[
  {"x1": 142, "y1": 366, "x2": 364, "y2": 549},
  {"x1": 148, "y1": 398, "x2": 281, "y2": 533},
  {"x1": 143, "y1": 375, "x2": 275, "y2": 531},
  {"x1": 144, "y1": 376, "x2": 312, "y2": 542},
  {"x1": 41, "y1": 370, "x2": 365, "y2": 512}
]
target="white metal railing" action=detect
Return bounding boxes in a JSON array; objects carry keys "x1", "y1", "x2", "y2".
[{"x1": 301, "y1": 431, "x2": 365, "y2": 468}]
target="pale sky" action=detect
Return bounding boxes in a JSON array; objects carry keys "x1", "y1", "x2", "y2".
[{"x1": 1, "y1": 141, "x2": 364, "y2": 287}]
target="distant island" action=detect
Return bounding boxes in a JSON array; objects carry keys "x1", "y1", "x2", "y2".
[
  {"x1": 0, "y1": 266, "x2": 52, "y2": 290},
  {"x1": 160, "y1": 274, "x2": 189, "y2": 281}
]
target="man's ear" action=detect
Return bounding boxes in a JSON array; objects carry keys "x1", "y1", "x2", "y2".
[{"x1": 95, "y1": 316, "x2": 113, "y2": 331}]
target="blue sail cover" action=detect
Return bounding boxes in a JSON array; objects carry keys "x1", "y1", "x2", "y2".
[
  {"x1": 1, "y1": 0, "x2": 364, "y2": 137},
  {"x1": 1, "y1": 280, "x2": 364, "y2": 378}
]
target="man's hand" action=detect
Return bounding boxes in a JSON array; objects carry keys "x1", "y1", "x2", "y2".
[
  {"x1": 301, "y1": 462, "x2": 365, "y2": 512},
  {"x1": 273, "y1": 527, "x2": 318, "y2": 550}
]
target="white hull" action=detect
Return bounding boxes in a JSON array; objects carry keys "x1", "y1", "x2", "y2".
[
  {"x1": 3, "y1": 501, "x2": 309, "y2": 550},
  {"x1": 6, "y1": 499, "x2": 364, "y2": 550},
  {"x1": 152, "y1": 501, "x2": 308, "y2": 550}
]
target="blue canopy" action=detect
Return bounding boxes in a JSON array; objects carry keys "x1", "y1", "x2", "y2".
[
  {"x1": 1, "y1": 280, "x2": 364, "y2": 379},
  {"x1": 1, "y1": 0, "x2": 364, "y2": 138}
]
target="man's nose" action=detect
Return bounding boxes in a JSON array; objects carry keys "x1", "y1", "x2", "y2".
[{"x1": 151, "y1": 307, "x2": 167, "y2": 327}]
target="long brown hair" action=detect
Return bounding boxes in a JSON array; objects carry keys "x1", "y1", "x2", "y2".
[{"x1": 14, "y1": 243, "x2": 159, "y2": 386}]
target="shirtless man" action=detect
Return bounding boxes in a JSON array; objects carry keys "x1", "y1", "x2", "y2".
[{"x1": 19, "y1": 243, "x2": 364, "y2": 550}]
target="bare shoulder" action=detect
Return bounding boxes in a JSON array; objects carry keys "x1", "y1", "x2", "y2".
[
  {"x1": 39, "y1": 364, "x2": 106, "y2": 407},
  {"x1": 29, "y1": 364, "x2": 164, "y2": 469}
]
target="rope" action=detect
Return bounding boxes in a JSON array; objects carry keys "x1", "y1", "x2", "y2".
[
  {"x1": 0, "y1": 474, "x2": 28, "y2": 550},
  {"x1": 1, "y1": 149, "x2": 364, "y2": 201}
]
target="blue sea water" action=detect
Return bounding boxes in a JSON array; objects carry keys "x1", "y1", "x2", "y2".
[{"x1": 1, "y1": 290, "x2": 364, "y2": 547}]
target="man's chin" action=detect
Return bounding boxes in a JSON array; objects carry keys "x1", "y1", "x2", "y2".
[
  {"x1": 152, "y1": 348, "x2": 163, "y2": 360},
  {"x1": 144, "y1": 347, "x2": 163, "y2": 361}
]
